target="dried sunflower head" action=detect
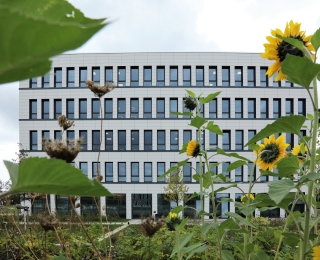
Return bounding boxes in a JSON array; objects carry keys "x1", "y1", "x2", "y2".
[
  {"x1": 140, "y1": 216, "x2": 165, "y2": 238},
  {"x1": 184, "y1": 96, "x2": 197, "y2": 111},
  {"x1": 86, "y1": 80, "x2": 116, "y2": 98},
  {"x1": 58, "y1": 115, "x2": 67, "y2": 127}
]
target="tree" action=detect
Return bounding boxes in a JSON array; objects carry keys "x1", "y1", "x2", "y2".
[{"x1": 163, "y1": 167, "x2": 189, "y2": 208}]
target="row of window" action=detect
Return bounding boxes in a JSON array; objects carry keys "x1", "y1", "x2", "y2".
[
  {"x1": 30, "y1": 129, "x2": 306, "y2": 152},
  {"x1": 29, "y1": 66, "x2": 295, "y2": 88},
  {"x1": 73, "y1": 161, "x2": 280, "y2": 183},
  {"x1": 29, "y1": 97, "x2": 307, "y2": 120}
]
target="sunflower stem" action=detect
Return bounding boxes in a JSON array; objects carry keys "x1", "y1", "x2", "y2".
[
  {"x1": 301, "y1": 77, "x2": 318, "y2": 260},
  {"x1": 197, "y1": 99, "x2": 204, "y2": 225}
]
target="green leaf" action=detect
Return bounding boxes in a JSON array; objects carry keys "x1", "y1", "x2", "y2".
[
  {"x1": 189, "y1": 116, "x2": 207, "y2": 129},
  {"x1": 249, "y1": 144, "x2": 260, "y2": 151},
  {"x1": 227, "y1": 160, "x2": 247, "y2": 172},
  {"x1": 185, "y1": 89, "x2": 196, "y2": 98},
  {"x1": 171, "y1": 232, "x2": 193, "y2": 258},
  {"x1": 286, "y1": 211, "x2": 301, "y2": 226},
  {"x1": 206, "y1": 121, "x2": 223, "y2": 135},
  {"x1": 245, "y1": 115, "x2": 306, "y2": 146},
  {"x1": 268, "y1": 179, "x2": 295, "y2": 204},
  {"x1": 176, "y1": 218, "x2": 189, "y2": 232},
  {"x1": 221, "y1": 250, "x2": 235, "y2": 260},
  {"x1": 281, "y1": 55, "x2": 320, "y2": 89},
  {"x1": 179, "y1": 142, "x2": 188, "y2": 154},
  {"x1": 307, "y1": 113, "x2": 314, "y2": 120},
  {"x1": 276, "y1": 35, "x2": 305, "y2": 52},
  {"x1": 260, "y1": 169, "x2": 278, "y2": 177},
  {"x1": 282, "y1": 232, "x2": 300, "y2": 247},
  {"x1": 216, "y1": 148, "x2": 249, "y2": 161},
  {"x1": 218, "y1": 218, "x2": 237, "y2": 236},
  {"x1": 225, "y1": 212, "x2": 255, "y2": 227},
  {"x1": 200, "y1": 223, "x2": 219, "y2": 236},
  {"x1": 199, "y1": 92, "x2": 221, "y2": 104},
  {"x1": 171, "y1": 205, "x2": 184, "y2": 214},
  {"x1": 158, "y1": 158, "x2": 189, "y2": 180},
  {"x1": 171, "y1": 112, "x2": 194, "y2": 116},
  {"x1": 3, "y1": 158, "x2": 112, "y2": 197},
  {"x1": 0, "y1": 0, "x2": 107, "y2": 84},
  {"x1": 311, "y1": 28, "x2": 320, "y2": 52},
  {"x1": 249, "y1": 252, "x2": 269, "y2": 260},
  {"x1": 52, "y1": 256, "x2": 72, "y2": 260},
  {"x1": 276, "y1": 157, "x2": 300, "y2": 178},
  {"x1": 214, "y1": 184, "x2": 238, "y2": 194},
  {"x1": 297, "y1": 172, "x2": 320, "y2": 186}
]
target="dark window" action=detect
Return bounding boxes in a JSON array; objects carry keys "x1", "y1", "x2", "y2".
[
  {"x1": 247, "y1": 67, "x2": 255, "y2": 87},
  {"x1": 248, "y1": 162, "x2": 256, "y2": 182},
  {"x1": 170, "y1": 98, "x2": 178, "y2": 118},
  {"x1": 80, "y1": 162, "x2": 88, "y2": 177},
  {"x1": 92, "y1": 67, "x2": 100, "y2": 83},
  {"x1": 54, "y1": 68, "x2": 62, "y2": 88},
  {"x1": 42, "y1": 131, "x2": 49, "y2": 150},
  {"x1": 273, "y1": 99, "x2": 281, "y2": 118},
  {"x1": 209, "y1": 132, "x2": 217, "y2": 151},
  {"x1": 42, "y1": 74, "x2": 50, "y2": 88},
  {"x1": 286, "y1": 133, "x2": 294, "y2": 150},
  {"x1": 235, "y1": 166, "x2": 243, "y2": 182},
  {"x1": 235, "y1": 130, "x2": 243, "y2": 150},
  {"x1": 131, "y1": 67, "x2": 139, "y2": 86},
  {"x1": 67, "y1": 130, "x2": 74, "y2": 142},
  {"x1": 260, "y1": 98, "x2": 268, "y2": 118},
  {"x1": 222, "y1": 98, "x2": 230, "y2": 118},
  {"x1": 30, "y1": 77, "x2": 37, "y2": 88},
  {"x1": 156, "y1": 98, "x2": 165, "y2": 118},
  {"x1": 196, "y1": 130, "x2": 205, "y2": 150},
  {"x1": 105, "y1": 67, "x2": 113, "y2": 85},
  {"x1": 144, "y1": 130, "x2": 152, "y2": 150},
  {"x1": 105, "y1": 162, "x2": 113, "y2": 182},
  {"x1": 118, "y1": 67, "x2": 126, "y2": 86},
  {"x1": 80, "y1": 67, "x2": 87, "y2": 87},
  {"x1": 92, "y1": 162, "x2": 100, "y2": 178},
  {"x1": 223, "y1": 130, "x2": 230, "y2": 150},
  {"x1": 213, "y1": 193, "x2": 230, "y2": 219},
  {"x1": 285, "y1": 80, "x2": 294, "y2": 87},
  {"x1": 234, "y1": 67, "x2": 243, "y2": 86},
  {"x1": 170, "y1": 66, "x2": 178, "y2": 86},
  {"x1": 117, "y1": 98, "x2": 126, "y2": 118},
  {"x1": 67, "y1": 68, "x2": 75, "y2": 87},
  {"x1": 92, "y1": 130, "x2": 100, "y2": 151},
  {"x1": 157, "y1": 130, "x2": 165, "y2": 150},
  {"x1": 30, "y1": 131, "x2": 38, "y2": 150},
  {"x1": 248, "y1": 99, "x2": 256, "y2": 118},
  {"x1": 260, "y1": 67, "x2": 268, "y2": 87},
  {"x1": 248, "y1": 130, "x2": 256, "y2": 150},
  {"x1": 209, "y1": 99, "x2": 217, "y2": 118},
  {"x1": 183, "y1": 67, "x2": 191, "y2": 86},
  {"x1": 104, "y1": 98, "x2": 113, "y2": 118},
  {"x1": 29, "y1": 100, "x2": 37, "y2": 119},
  {"x1": 286, "y1": 99, "x2": 294, "y2": 116},
  {"x1": 118, "y1": 130, "x2": 126, "y2": 150},
  {"x1": 196, "y1": 162, "x2": 205, "y2": 175},
  {"x1": 209, "y1": 66, "x2": 217, "y2": 86},
  {"x1": 54, "y1": 99, "x2": 62, "y2": 119},
  {"x1": 66, "y1": 99, "x2": 74, "y2": 119},
  {"x1": 298, "y1": 99, "x2": 306, "y2": 116},
  {"x1": 222, "y1": 67, "x2": 230, "y2": 86},
  {"x1": 131, "y1": 130, "x2": 139, "y2": 150},
  {"x1": 143, "y1": 98, "x2": 152, "y2": 118},
  {"x1": 54, "y1": 130, "x2": 61, "y2": 140},
  {"x1": 79, "y1": 130, "x2": 87, "y2": 150},
  {"x1": 130, "y1": 98, "x2": 139, "y2": 118},
  {"x1": 157, "y1": 162, "x2": 165, "y2": 182},
  {"x1": 92, "y1": 99, "x2": 100, "y2": 119},
  {"x1": 157, "y1": 66, "x2": 165, "y2": 86},
  {"x1": 183, "y1": 98, "x2": 191, "y2": 118},
  {"x1": 184, "y1": 162, "x2": 192, "y2": 182},
  {"x1": 183, "y1": 130, "x2": 192, "y2": 145},
  {"x1": 79, "y1": 99, "x2": 87, "y2": 119},
  {"x1": 222, "y1": 162, "x2": 230, "y2": 178},
  {"x1": 234, "y1": 98, "x2": 243, "y2": 118},
  {"x1": 170, "y1": 130, "x2": 179, "y2": 150},
  {"x1": 196, "y1": 67, "x2": 204, "y2": 86},
  {"x1": 42, "y1": 100, "x2": 49, "y2": 119},
  {"x1": 144, "y1": 162, "x2": 152, "y2": 182},
  {"x1": 131, "y1": 162, "x2": 139, "y2": 182},
  {"x1": 105, "y1": 130, "x2": 113, "y2": 150},
  {"x1": 260, "y1": 173, "x2": 268, "y2": 182},
  {"x1": 144, "y1": 67, "x2": 152, "y2": 86},
  {"x1": 118, "y1": 162, "x2": 126, "y2": 182},
  {"x1": 273, "y1": 74, "x2": 281, "y2": 87}
]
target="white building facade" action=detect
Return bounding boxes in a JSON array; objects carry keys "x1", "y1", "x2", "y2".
[{"x1": 19, "y1": 52, "x2": 310, "y2": 219}]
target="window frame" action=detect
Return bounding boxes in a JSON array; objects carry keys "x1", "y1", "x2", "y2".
[
  {"x1": 260, "y1": 98, "x2": 269, "y2": 118},
  {"x1": 143, "y1": 98, "x2": 152, "y2": 118},
  {"x1": 234, "y1": 66, "x2": 243, "y2": 87},
  {"x1": 105, "y1": 162, "x2": 113, "y2": 182},
  {"x1": 118, "y1": 66, "x2": 126, "y2": 86},
  {"x1": 235, "y1": 98, "x2": 243, "y2": 118},
  {"x1": 42, "y1": 74, "x2": 50, "y2": 88},
  {"x1": 247, "y1": 67, "x2": 256, "y2": 87},
  {"x1": 79, "y1": 130, "x2": 87, "y2": 150},
  {"x1": 144, "y1": 130, "x2": 152, "y2": 150},
  {"x1": 131, "y1": 130, "x2": 139, "y2": 150},
  {"x1": 118, "y1": 130, "x2": 126, "y2": 150},
  {"x1": 170, "y1": 66, "x2": 178, "y2": 86},
  {"x1": 222, "y1": 66, "x2": 230, "y2": 86},
  {"x1": 79, "y1": 67, "x2": 87, "y2": 87},
  {"x1": 29, "y1": 99, "x2": 37, "y2": 119},
  {"x1": 209, "y1": 66, "x2": 217, "y2": 86},
  {"x1": 144, "y1": 162, "x2": 152, "y2": 182},
  {"x1": 170, "y1": 98, "x2": 178, "y2": 118},
  {"x1": 92, "y1": 67, "x2": 100, "y2": 83},
  {"x1": 130, "y1": 98, "x2": 139, "y2": 118},
  {"x1": 117, "y1": 98, "x2": 126, "y2": 118},
  {"x1": 156, "y1": 98, "x2": 165, "y2": 118},
  {"x1": 235, "y1": 130, "x2": 243, "y2": 150},
  {"x1": 30, "y1": 131, "x2": 38, "y2": 150},
  {"x1": 170, "y1": 130, "x2": 179, "y2": 150},
  {"x1": 104, "y1": 98, "x2": 113, "y2": 118},
  {"x1": 66, "y1": 99, "x2": 74, "y2": 119},
  {"x1": 105, "y1": 130, "x2": 113, "y2": 151},
  {"x1": 183, "y1": 66, "x2": 191, "y2": 86},
  {"x1": 248, "y1": 98, "x2": 256, "y2": 118},
  {"x1": 118, "y1": 162, "x2": 126, "y2": 182},
  {"x1": 131, "y1": 162, "x2": 139, "y2": 182},
  {"x1": 79, "y1": 99, "x2": 87, "y2": 119},
  {"x1": 130, "y1": 66, "x2": 139, "y2": 86},
  {"x1": 222, "y1": 98, "x2": 230, "y2": 118},
  {"x1": 156, "y1": 66, "x2": 165, "y2": 86},
  {"x1": 92, "y1": 130, "x2": 100, "y2": 151},
  {"x1": 143, "y1": 66, "x2": 152, "y2": 86},
  {"x1": 54, "y1": 68, "x2": 62, "y2": 88},
  {"x1": 222, "y1": 130, "x2": 231, "y2": 150},
  {"x1": 67, "y1": 67, "x2": 75, "y2": 87},
  {"x1": 196, "y1": 66, "x2": 204, "y2": 86},
  {"x1": 157, "y1": 130, "x2": 165, "y2": 150}
]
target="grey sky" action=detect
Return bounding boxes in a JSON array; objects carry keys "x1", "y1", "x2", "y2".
[{"x1": 1, "y1": 0, "x2": 320, "y2": 180}]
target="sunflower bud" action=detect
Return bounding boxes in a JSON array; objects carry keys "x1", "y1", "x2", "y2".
[{"x1": 184, "y1": 96, "x2": 197, "y2": 111}]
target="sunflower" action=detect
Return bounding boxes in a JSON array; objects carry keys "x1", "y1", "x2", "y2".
[
  {"x1": 254, "y1": 134, "x2": 289, "y2": 170},
  {"x1": 261, "y1": 20, "x2": 314, "y2": 81},
  {"x1": 241, "y1": 194, "x2": 254, "y2": 204},
  {"x1": 184, "y1": 96, "x2": 197, "y2": 111},
  {"x1": 291, "y1": 144, "x2": 308, "y2": 164},
  {"x1": 186, "y1": 140, "x2": 200, "y2": 157},
  {"x1": 312, "y1": 246, "x2": 320, "y2": 260}
]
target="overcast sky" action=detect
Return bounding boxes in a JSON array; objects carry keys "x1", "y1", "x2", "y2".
[{"x1": 1, "y1": 0, "x2": 320, "y2": 181}]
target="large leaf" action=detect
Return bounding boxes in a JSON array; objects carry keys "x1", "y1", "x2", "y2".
[
  {"x1": 3, "y1": 158, "x2": 112, "y2": 197},
  {"x1": 311, "y1": 28, "x2": 320, "y2": 52},
  {"x1": 189, "y1": 116, "x2": 207, "y2": 129},
  {"x1": 276, "y1": 157, "x2": 300, "y2": 178},
  {"x1": 245, "y1": 115, "x2": 305, "y2": 146},
  {"x1": 225, "y1": 212, "x2": 255, "y2": 227},
  {"x1": 281, "y1": 55, "x2": 320, "y2": 89},
  {"x1": 216, "y1": 148, "x2": 249, "y2": 161},
  {"x1": 206, "y1": 121, "x2": 223, "y2": 135},
  {"x1": 268, "y1": 179, "x2": 295, "y2": 204},
  {"x1": 227, "y1": 160, "x2": 247, "y2": 172},
  {"x1": 0, "y1": 0, "x2": 107, "y2": 84},
  {"x1": 199, "y1": 92, "x2": 221, "y2": 104}
]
